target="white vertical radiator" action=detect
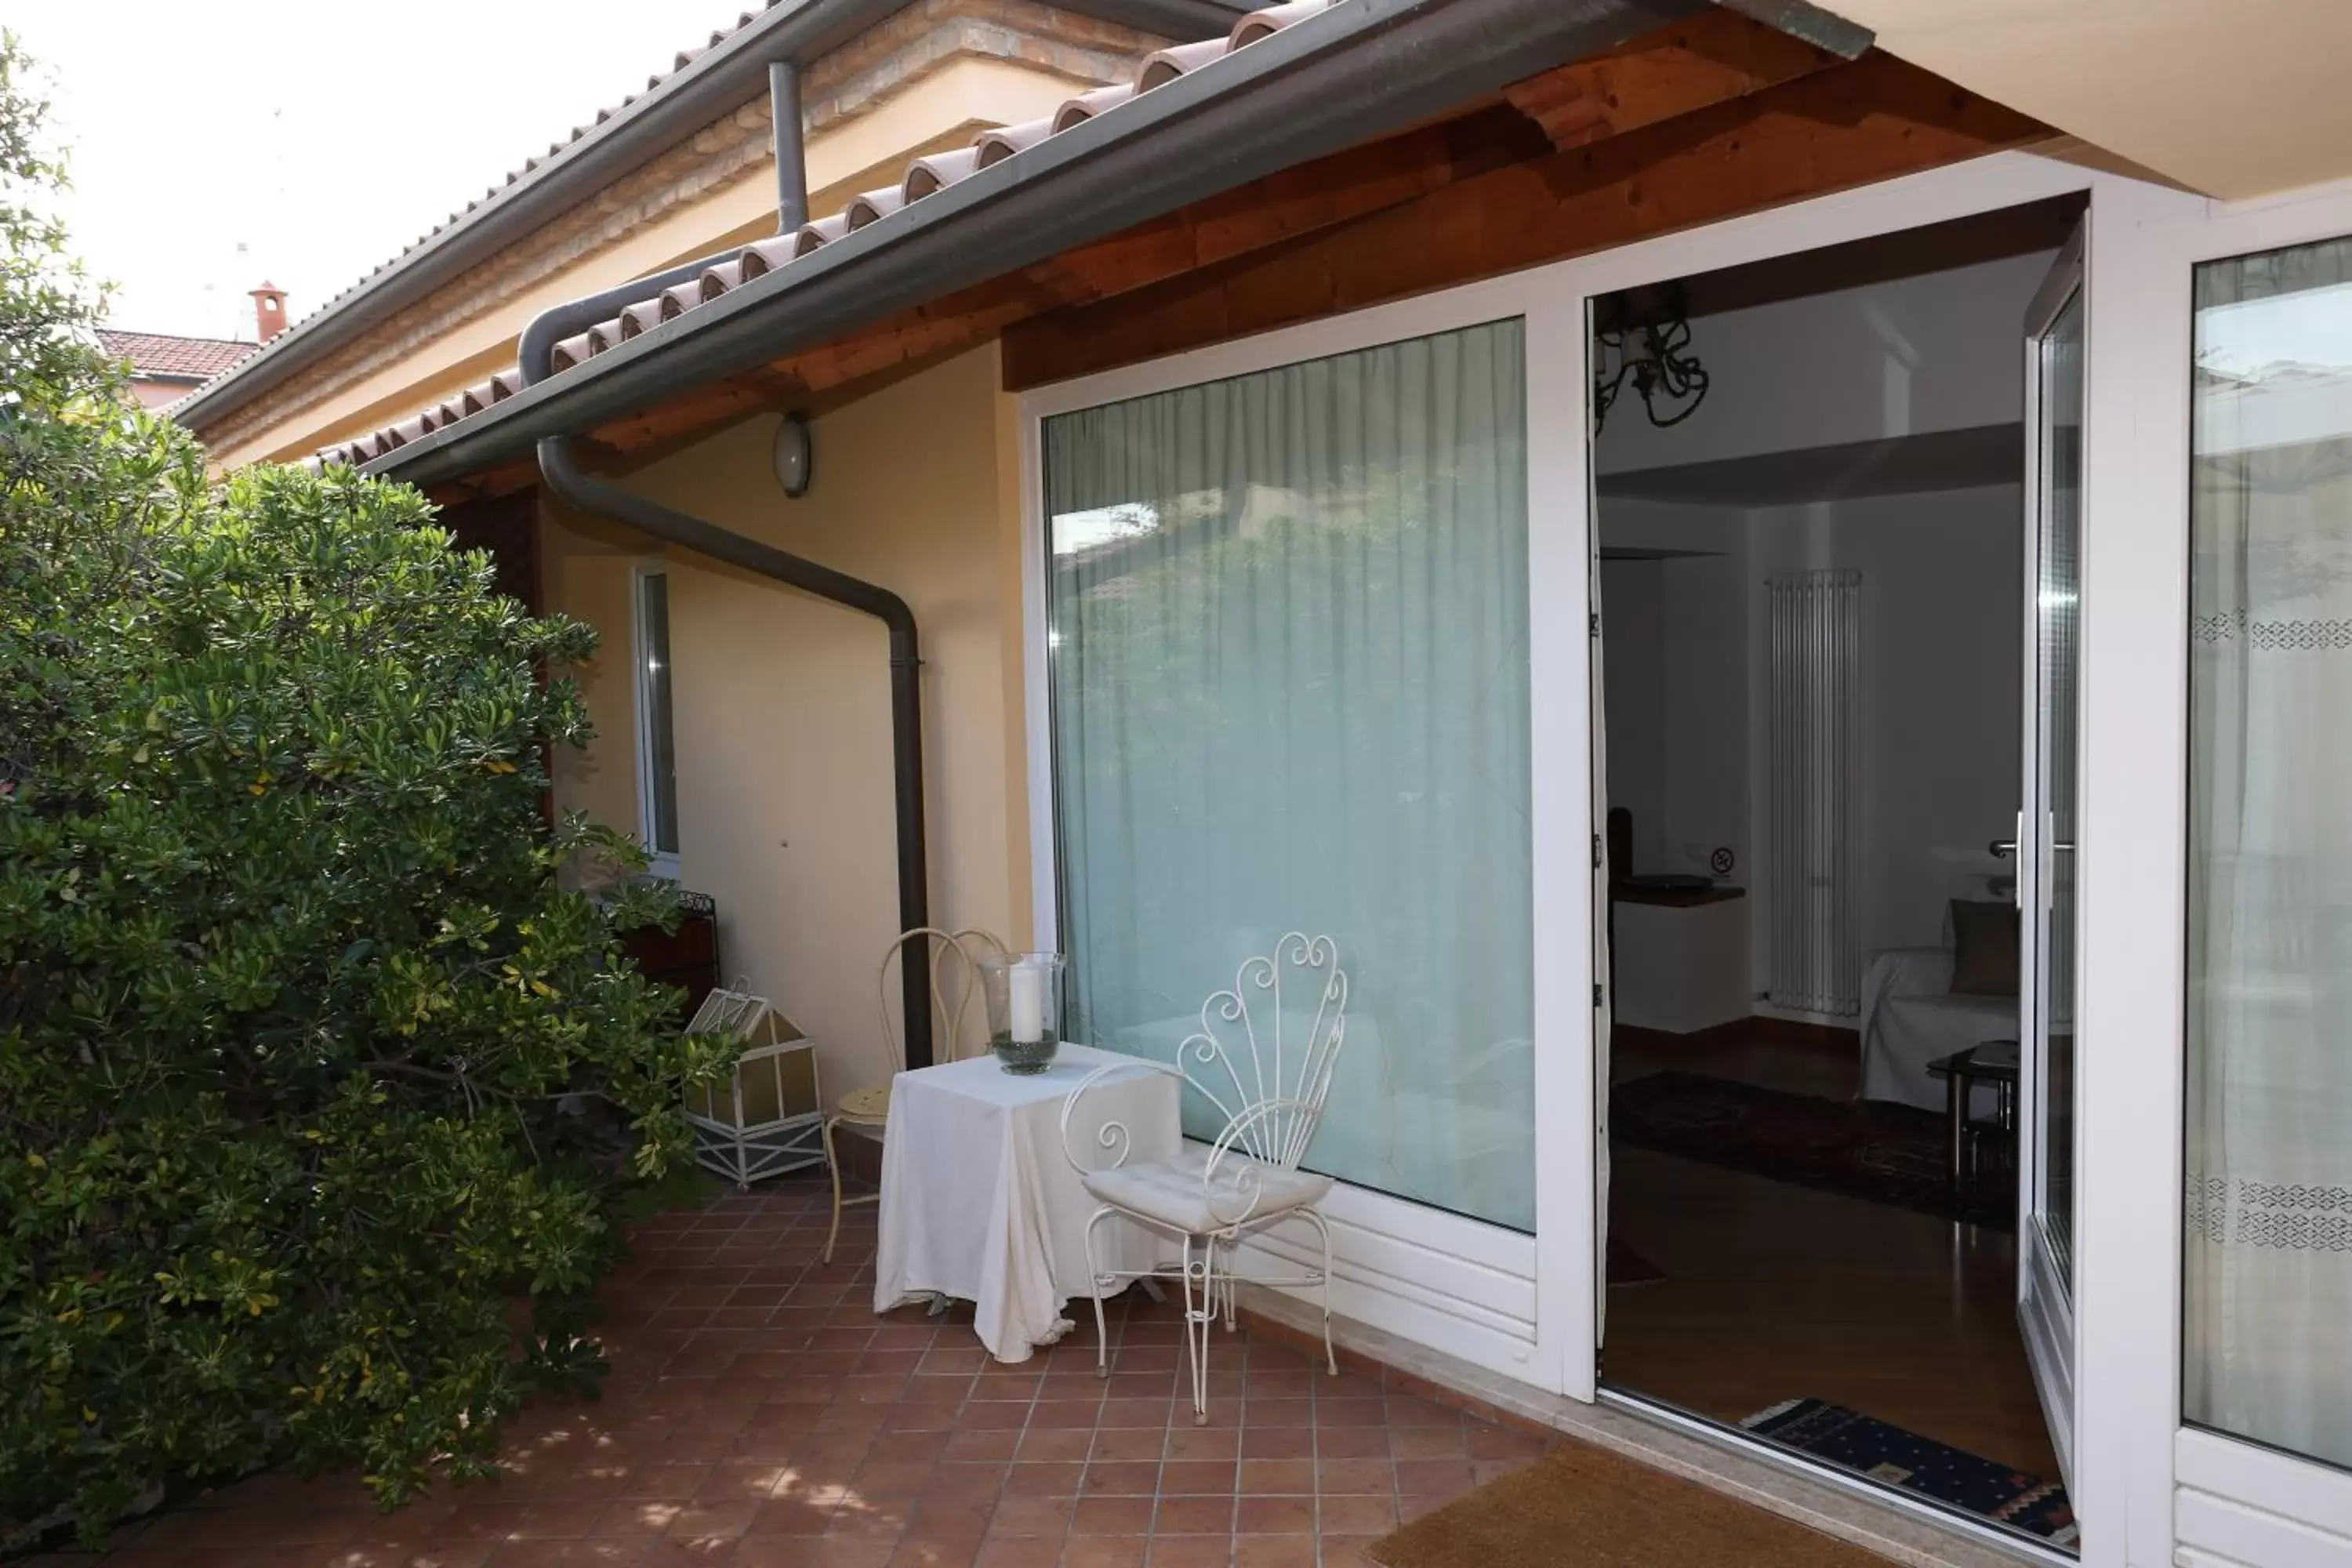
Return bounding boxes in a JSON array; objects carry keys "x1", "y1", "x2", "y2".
[{"x1": 1766, "y1": 569, "x2": 1861, "y2": 1016}]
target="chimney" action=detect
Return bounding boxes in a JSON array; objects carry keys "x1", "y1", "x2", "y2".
[{"x1": 249, "y1": 282, "x2": 289, "y2": 343}]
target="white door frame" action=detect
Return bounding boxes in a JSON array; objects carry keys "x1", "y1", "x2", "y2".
[
  {"x1": 1015, "y1": 144, "x2": 2244, "y2": 1566},
  {"x1": 2136, "y1": 170, "x2": 2352, "y2": 1565},
  {"x1": 1540, "y1": 154, "x2": 2204, "y2": 1568},
  {"x1": 2017, "y1": 218, "x2": 2087, "y2": 1489}
]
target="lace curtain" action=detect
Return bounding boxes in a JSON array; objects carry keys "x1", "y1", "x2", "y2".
[
  {"x1": 1041, "y1": 320, "x2": 1536, "y2": 1230},
  {"x1": 2184, "y1": 238, "x2": 2352, "y2": 1469}
]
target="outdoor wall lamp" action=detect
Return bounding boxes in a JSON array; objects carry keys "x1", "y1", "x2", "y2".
[{"x1": 772, "y1": 412, "x2": 815, "y2": 497}]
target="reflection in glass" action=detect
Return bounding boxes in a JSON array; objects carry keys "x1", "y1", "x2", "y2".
[
  {"x1": 2034, "y1": 290, "x2": 2083, "y2": 1285},
  {"x1": 637, "y1": 570, "x2": 681, "y2": 858}
]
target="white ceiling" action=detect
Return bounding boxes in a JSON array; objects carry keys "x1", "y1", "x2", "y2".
[{"x1": 1823, "y1": 0, "x2": 2352, "y2": 198}]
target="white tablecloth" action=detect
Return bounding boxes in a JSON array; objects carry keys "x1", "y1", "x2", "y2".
[{"x1": 873, "y1": 1043, "x2": 1179, "y2": 1362}]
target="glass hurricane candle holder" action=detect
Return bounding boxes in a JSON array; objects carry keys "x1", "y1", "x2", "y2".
[{"x1": 980, "y1": 951, "x2": 1065, "y2": 1074}]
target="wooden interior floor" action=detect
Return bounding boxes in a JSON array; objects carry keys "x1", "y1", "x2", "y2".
[{"x1": 1602, "y1": 1023, "x2": 2062, "y2": 1484}]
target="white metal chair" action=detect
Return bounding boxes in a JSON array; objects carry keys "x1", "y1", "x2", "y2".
[
  {"x1": 822, "y1": 925, "x2": 1007, "y2": 1263},
  {"x1": 1059, "y1": 932, "x2": 1348, "y2": 1423}
]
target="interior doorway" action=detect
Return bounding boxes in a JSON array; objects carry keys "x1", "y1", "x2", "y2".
[{"x1": 1588, "y1": 198, "x2": 2082, "y2": 1552}]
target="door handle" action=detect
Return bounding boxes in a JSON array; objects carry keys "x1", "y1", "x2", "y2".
[{"x1": 1989, "y1": 839, "x2": 2017, "y2": 858}]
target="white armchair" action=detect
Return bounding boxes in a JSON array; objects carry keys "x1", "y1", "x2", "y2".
[
  {"x1": 1859, "y1": 946, "x2": 2019, "y2": 1110},
  {"x1": 1061, "y1": 933, "x2": 1348, "y2": 1424}
]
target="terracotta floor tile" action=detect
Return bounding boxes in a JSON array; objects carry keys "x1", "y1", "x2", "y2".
[
  {"x1": 1232, "y1": 1497, "x2": 1314, "y2": 1536},
  {"x1": 1067, "y1": 1497, "x2": 1154, "y2": 1537},
  {"x1": 1001, "y1": 1463, "x2": 1083, "y2": 1498},
  {"x1": 1014, "y1": 1429, "x2": 1094, "y2": 1465},
  {"x1": 1233, "y1": 1536, "x2": 1319, "y2": 1568},
  {"x1": 1141, "y1": 1537, "x2": 1232, "y2": 1568},
  {"x1": 1310, "y1": 1459, "x2": 1390, "y2": 1496},
  {"x1": 985, "y1": 1497, "x2": 1076, "y2": 1538},
  {"x1": 975, "y1": 1542, "x2": 1064, "y2": 1568},
  {"x1": 1163, "y1": 1460, "x2": 1243, "y2": 1496},
  {"x1": 1057, "y1": 1537, "x2": 1148, "y2": 1568},
  {"x1": 86, "y1": 1178, "x2": 1683, "y2": 1568},
  {"x1": 1076, "y1": 1461, "x2": 1158, "y2": 1497},
  {"x1": 1150, "y1": 1496, "x2": 1233, "y2": 1536}
]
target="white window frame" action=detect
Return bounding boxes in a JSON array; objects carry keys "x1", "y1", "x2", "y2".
[
  {"x1": 1018, "y1": 147, "x2": 2283, "y2": 1566},
  {"x1": 631, "y1": 559, "x2": 682, "y2": 882},
  {"x1": 2146, "y1": 169, "x2": 2352, "y2": 1565}
]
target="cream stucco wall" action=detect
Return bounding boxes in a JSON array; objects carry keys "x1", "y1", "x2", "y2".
[
  {"x1": 545, "y1": 343, "x2": 1032, "y2": 1100},
  {"x1": 210, "y1": 57, "x2": 1117, "y2": 471}
]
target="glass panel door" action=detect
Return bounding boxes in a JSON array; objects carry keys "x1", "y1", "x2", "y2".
[
  {"x1": 2018, "y1": 224, "x2": 2085, "y2": 1478},
  {"x1": 2184, "y1": 234, "x2": 2352, "y2": 1472}
]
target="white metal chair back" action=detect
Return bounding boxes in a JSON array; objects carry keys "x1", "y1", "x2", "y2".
[
  {"x1": 1176, "y1": 932, "x2": 1348, "y2": 1174},
  {"x1": 877, "y1": 926, "x2": 1009, "y2": 1069}
]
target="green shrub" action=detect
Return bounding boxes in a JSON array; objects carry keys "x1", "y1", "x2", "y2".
[{"x1": 0, "y1": 33, "x2": 729, "y2": 1548}]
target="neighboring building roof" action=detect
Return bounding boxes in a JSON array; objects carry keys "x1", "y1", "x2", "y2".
[
  {"x1": 309, "y1": 0, "x2": 1329, "y2": 471},
  {"x1": 98, "y1": 329, "x2": 259, "y2": 383},
  {"x1": 172, "y1": 0, "x2": 1236, "y2": 436}
]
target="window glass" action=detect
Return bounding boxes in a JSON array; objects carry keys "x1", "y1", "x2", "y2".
[
  {"x1": 2185, "y1": 237, "x2": 2352, "y2": 1469},
  {"x1": 637, "y1": 569, "x2": 681, "y2": 861},
  {"x1": 1044, "y1": 319, "x2": 1535, "y2": 1229}
]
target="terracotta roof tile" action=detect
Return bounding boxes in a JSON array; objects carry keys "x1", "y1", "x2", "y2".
[
  {"x1": 310, "y1": 0, "x2": 1335, "y2": 474},
  {"x1": 98, "y1": 329, "x2": 260, "y2": 382}
]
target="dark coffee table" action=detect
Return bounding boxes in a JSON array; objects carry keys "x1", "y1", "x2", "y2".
[{"x1": 1926, "y1": 1041, "x2": 2019, "y2": 1203}]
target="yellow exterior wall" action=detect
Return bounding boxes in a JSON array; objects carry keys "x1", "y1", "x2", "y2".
[
  {"x1": 546, "y1": 343, "x2": 1033, "y2": 1098},
  {"x1": 211, "y1": 57, "x2": 1106, "y2": 471}
]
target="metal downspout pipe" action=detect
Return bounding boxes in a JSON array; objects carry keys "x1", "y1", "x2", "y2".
[
  {"x1": 769, "y1": 61, "x2": 809, "y2": 232},
  {"x1": 516, "y1": 58, "x2": 814, "y2": 405},
  {"x1": 525, "y1": 69, "x2": 938, "y2": 1070}
]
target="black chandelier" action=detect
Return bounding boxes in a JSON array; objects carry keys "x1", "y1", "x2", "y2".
[{"x1": 1593, "y1": 284, "x2": 1709, "y2": 432}]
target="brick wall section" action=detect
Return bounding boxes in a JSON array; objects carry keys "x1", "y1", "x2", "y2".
[{"x1": 200, "y1": 0, "x2": 1162, "y2": 460}]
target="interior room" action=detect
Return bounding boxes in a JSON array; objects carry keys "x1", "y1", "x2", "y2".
[{"x1": 1592, "y1": 201, "x2": 2080, "y2": 1548}]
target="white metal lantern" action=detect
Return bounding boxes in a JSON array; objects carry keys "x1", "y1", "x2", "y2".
[{"x1": 681, "y1": 985, "x2": 826, "y2": 1186}]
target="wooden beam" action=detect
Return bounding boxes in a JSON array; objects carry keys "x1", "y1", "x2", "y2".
[
  {"x1": 1503, "y1": 9, "x2": 1837, "y2": 150},
  {"x1": 1002, "y1": 53, "x2": 2049, "y2": 390}
]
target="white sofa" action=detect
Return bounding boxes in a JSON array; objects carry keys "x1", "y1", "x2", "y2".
[{"x1": 1858, "y1": 946, "x2": 2020, "y2": 1112}]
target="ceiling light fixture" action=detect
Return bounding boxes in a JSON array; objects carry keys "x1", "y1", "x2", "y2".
[{"x1": 1594, "y1": 283, "x2": 1710, "y2": 432}]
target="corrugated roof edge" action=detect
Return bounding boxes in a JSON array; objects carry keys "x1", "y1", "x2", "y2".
[
  {"x1": 174, "y1": 0, "x2": 1253, "y2": 435},
  {"x1": 337, "y1": 0, "x2": 1713, "y2": 485}
]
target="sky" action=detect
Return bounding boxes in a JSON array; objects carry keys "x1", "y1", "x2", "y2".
[{"x1": 12, "y1": 0, "x2": 760, "y2": 341}]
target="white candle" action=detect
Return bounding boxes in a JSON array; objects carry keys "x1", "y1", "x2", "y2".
[{"x1": 1007, "y1": 959, "x2": 1046, "y2": 1044}]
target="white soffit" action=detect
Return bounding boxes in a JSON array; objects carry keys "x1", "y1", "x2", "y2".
[{"x1": 1825, "y1": 0, "x2": 2352, "y2": 199}]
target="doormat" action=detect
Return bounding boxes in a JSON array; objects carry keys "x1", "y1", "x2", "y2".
[
  {"x1": 1611, "y1": 1070, "x2": 2013, "y2": 1227},
  {"x1": 1370, "y1": 1432, "x2": 1890, "y2": 1568},
  {"x1": 1743, "y1": 1397, "x2": 2077, "y2": 1546}
]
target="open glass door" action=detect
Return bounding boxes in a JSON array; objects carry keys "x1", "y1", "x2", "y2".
[{"x1": 2017, "y1": 223, "x2": 2084, "y2": 1483}]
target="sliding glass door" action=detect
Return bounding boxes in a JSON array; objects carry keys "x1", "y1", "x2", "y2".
[
  {"x1": 2184, "y1": 234, "x2": 2352, "y2": 1474},
  {"x1": 1040, "y1": 319, "x2": 1538, "y2": 1231}
]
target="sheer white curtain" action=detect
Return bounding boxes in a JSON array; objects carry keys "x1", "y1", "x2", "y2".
[
  {"x1": 2185, "y1": 240, "x2": 2352, "y2": 1470},
  {"x1": 1043, "y1": 320, "x2": 1534, "y2": 1230}
]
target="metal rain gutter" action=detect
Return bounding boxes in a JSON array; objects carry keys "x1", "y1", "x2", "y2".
[
  {"x1": 534, "y1": 434, "x2": 940, "y2": 1071},
  {"x1": 370, "y1": 0, "x2": 1705, "y2": 489}
]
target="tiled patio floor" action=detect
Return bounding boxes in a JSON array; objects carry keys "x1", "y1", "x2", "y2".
[{"x1": 78, "y1": 1175, "x2": 1554, "y2": 1568}]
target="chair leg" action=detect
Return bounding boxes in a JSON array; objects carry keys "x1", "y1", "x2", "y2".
[
  {"x1": 1301, "y1": 1208, "x2": 1338, "y2": 1376},
  {"x1": 1179, "y1": 1233, "x2": 1213, "y2": 1425},
  {"x1": 1219, "y1": 1239, "x2": 1238, "y2": 1333},
  {"x1": 1083, "y1": 1207, "x2": 1114, "y2": 1380},
  {"x1": 822, "y1": 1117, "x2": 845, "y2": 1265}
]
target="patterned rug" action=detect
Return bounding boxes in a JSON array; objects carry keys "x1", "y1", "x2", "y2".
[
  {"x1": 1611, "y1": 1070, "x2": 2013, "y2": 1227},
  {"x1": 1743, "y1": 1398, "x2": 2077, "y2": 1545}
]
